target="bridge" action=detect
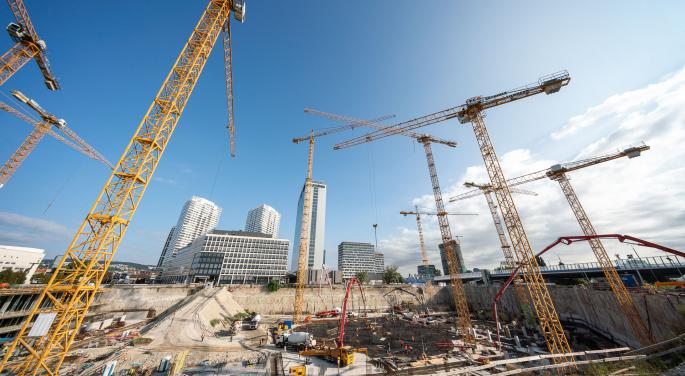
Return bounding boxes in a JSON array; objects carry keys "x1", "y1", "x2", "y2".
[{"x1": 433, "y1": 254, "x2": 685, "y2": 285}]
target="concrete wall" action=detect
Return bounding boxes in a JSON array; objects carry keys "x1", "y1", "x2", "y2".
[
  {"x1": 229, "y1": 285, "x2": 446, "y2": 315},
  {"x1": 88, "y1": 284, "x2": 685, "y2": 348},
  {"x1": 449, "y1": 285, "x2": 685, "y2": 347},
  {"x1": 91, "y1": 285, "x2": 200, "y2": 314}
]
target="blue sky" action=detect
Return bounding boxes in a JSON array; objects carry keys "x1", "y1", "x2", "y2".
[{"x1": 0, "y1": 1, "x2": 684, "y2": 274}]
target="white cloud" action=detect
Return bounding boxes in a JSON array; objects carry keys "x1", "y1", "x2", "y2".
[
  {"x1": 383, "y1": 66, "x2": 685, "y2": 275},
  {"x1": 0, "y1": 212, "x2": 71, "y2": 247}
]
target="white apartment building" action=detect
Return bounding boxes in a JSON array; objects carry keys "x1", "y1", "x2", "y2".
[
  {"x1": 291, "y1": 181, "x2": 327, "y2": 271},
  {"x1": 244, "y1": 204, "x2": 281, "y2": 237},
  {"x1": 161, "y1": 230, "x2": 289, "y2": 285},
  {"x1": 161, "y1": 196, "x2": 221, "y2": 266},
  {"x1": 337, "y1": 241, "x2": 376, "y2": 279},
  {"x1": 0, "y1": 245, "x2": 45, "y2": 284}
]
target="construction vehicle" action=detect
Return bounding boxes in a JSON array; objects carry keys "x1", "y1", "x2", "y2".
[
  {"x1": 292, "y1": 111, "x2": 395, "y2": 323},
  {"x1": 299, "y1": 277, "x2": 368, "y2": 366},
  {"x1": 315, "y1": 308, "x2": 341, "y2": 318},
  {"x1": 289, "y1": 365, "x2": 306, "y2": 376},
  {"x1": 0, "y1": 0, "x2": 59, "y2": 89},
  {"x1": 0, "y1": 90, "x2": 113, "y2": 188},
  {"x1": 0, "y1": 1, "x2": 247, "y2": 374},
  {"x1": 451, "y1": 144, "x2": 652, "y2": 344},
  {"x1": 275, "y1": 331, "x2": 316, "y2": 351},
  {"x1": 336, "y1": 70, "x2": 574, "y2": 361}
]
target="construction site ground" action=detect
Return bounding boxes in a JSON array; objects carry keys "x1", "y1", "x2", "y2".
[{"x1": 55, "y1": 286, "x2": 685, "y2": 375}]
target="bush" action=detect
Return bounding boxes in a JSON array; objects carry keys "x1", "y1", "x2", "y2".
[
  {"x1": 210, "y1": 319, "x2": 222, "y2": 327},
  {"x1": 267, "y1": 279, "x2": 280, "y2": 292}
]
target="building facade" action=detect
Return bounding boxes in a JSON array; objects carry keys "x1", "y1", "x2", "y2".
[
  {"x1": 337, "y1": 241, "x2": 376, "y2": 279},
  {"x1": 244, "y1": 204, "x2": 281, "y2": 237},
  {"x1": 439, "y1": 240, "x2": 466, "y2": 275},
  {"x1": 373, "y1": 253, "x2": 385, "y2": 273},
  {"x1": 157, "y1": 226, "x2": 176, "y2": 268},
  {"x1": 417, "y1": 264, "x2": 437, "y2": 280},
  {"x1": 161, "y1": 196, "x2": 221, "y2": 266},
  {"x1": 0, "y1": 245, "x2": 44, "y2": 284},
  {"x1": 291, "y1": 181, "x2": 327, "y2": 271},
  {"x1": 160, "y1": 230, "x2": 289, "y2": 285}
]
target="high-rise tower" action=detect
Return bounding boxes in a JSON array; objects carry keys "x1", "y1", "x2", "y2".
[
  {"x1": 245, "y1": 204, "x2": 281, "y2": 237},
  {"x1": 291, "y1": 181, "x2": 326, "y2": 271},
  {"x1": 157, "y1": 226, "x2": 176, "y2": 267},
  {"x1": 161, "y1": 196, "x2": 221, "y2": 266}
]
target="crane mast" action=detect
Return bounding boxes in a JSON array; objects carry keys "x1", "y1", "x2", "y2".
[
  {"x1": 466, "y1": 109, "x2": 572, "y2": 361},
  {"x1": 462, "y1": 182, "x2": 533, "y2": 317},
  {"x1": 553, "y1": 172, "x2": 650, "y2": 344},
  {"x1": 293, "y1": 134, "x2": 314, "y2": 323},
  {"x1": 221, "y1": 20, "x2": 236, "y2": 157},
  {"x1": 1, "y1": 0, "x2": 59, "y2": 89},
  {"x1": 421, "y1": 140, "x2": 474, "y2": 344},
  {"x1": 412, "y1": 207, "x2": 429, "y2": 266},
  {"x1": 0, "y1": 1, "x2": 244, "y2": 374}
]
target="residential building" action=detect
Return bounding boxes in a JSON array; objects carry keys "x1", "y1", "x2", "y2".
[
  {"x1": 160, "y1": 230, "x2": 289, "y2": 285},
  {"x1": 161, "y1": 196, "x2": 221, "y2": 266},
  {"x1": 337, "y1": 241, "x2": 376, "y2": 279},
  {"x1": 373, "y1": 253, "x2": 385, "y2": 273},
  {"x1": 291, "y1": 181, "x2": 327, "y2": 271},
  {"x1": 417, "y1": 264, "x2": 437, "y2": 280},
  {"x1": 157, "y1": 226, "x2": 176, "y2": 267},
  {"x1": 0, "y1": 245, "x2": 44, "y2": 284},
  {"x1": 244, "y1": 204, "x2": 281, "y2": 237},
  {"x1": 439, "y1": 240, "x2": 466, "y2": 275}
]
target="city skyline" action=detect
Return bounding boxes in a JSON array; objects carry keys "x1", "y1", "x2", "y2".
[{"x1": 0, "y1": 2, "x2": 682, "y2": 277}]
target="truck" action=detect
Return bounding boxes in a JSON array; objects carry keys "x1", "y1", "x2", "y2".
[
  {"x1": 275, "y1": 332, "x2": 316, "y2": 350},
  {"x1": 246, "y1": 314, "x2": 261, "y2": 330}
]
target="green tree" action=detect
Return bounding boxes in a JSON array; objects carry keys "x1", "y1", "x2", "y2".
[
  {"x1": 267, "y1": 279, "x2": 280, "y2": 292},
  {"x1": 31, "y1": 273, "x2": 50, "y2": 284},
  {"x1": 355, "y1": 271, "x2": 368, "y2": 283},
  {"x1": 383, "y1": 266, "x2": 404, "y2": 284},
  {"x1": 0, "y1": 269, "x2": 27, "y2": 285}
]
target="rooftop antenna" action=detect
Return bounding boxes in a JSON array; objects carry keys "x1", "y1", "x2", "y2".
[{"x1": 373, "y1": 224, "x2": 378, "y2": 251}]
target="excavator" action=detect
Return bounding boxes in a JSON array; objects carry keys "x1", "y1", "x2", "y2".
[{"x1": 299, "y1": 277, "x2": 368, "y2": 367}]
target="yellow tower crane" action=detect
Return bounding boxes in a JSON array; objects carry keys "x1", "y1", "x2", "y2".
[
  {"x1": 0, "y1": 90, "x2": 112, "y2": 188},
  {"x1": 0, "y1": 1, "x2": 246, "y2": 374},
  {"x1": 291, "y1": 112, "x2": 395, "y2": 323},
  {"x1": 336, "y1": 71, "x2": 574, "y2": 360},
  {"x1": 0, "y1": 0, "x2": 59, "y2": 89},
  {"x1": 0, "y1": 100, "x2": 102, "y2": 161},
  {"x1": 399, "y1": 207, "x2": 477, "y2": 306},
  {"x1": 333, "y1": 114, "x2": 476, "y2": 345},
  {"x1": 451, "y1": 144, "x2": 652, "y2": 344},
  {"x1": 400, "y1": 209, "x2": 477, "y2": 271},
  {"x1": 457, "y1": 182, "x2": 537, "y2": 321}
]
